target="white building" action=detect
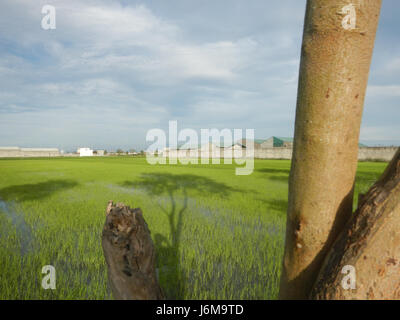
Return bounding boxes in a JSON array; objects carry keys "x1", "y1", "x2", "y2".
[{"x1": 77, "y1": 147, "x2": 93, "y2": 157}]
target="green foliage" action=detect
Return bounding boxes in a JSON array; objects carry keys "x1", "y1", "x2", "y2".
[{"x1": 0, "y1": 157, "x2": 386, "y2": 299}]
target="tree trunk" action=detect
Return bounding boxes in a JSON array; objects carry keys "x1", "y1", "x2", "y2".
[
  {"x1": 311, "y1": 148, "x2": 400, "y2": 299},
  {"x1": 280, "y1": 0, "x2": 382, "y2": 299},
  {"x1": 102, "y1": 201, "x2": 164, "y2": 300}
]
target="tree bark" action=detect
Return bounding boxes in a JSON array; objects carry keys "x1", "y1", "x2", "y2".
[
  {"x1": 102, "y1": 201, "x2": 164, "y2": 300},
  {"x1": 280, "y1": 0, "x2": 382, "y2": 299},
  {"x1": 310, "y1": 148, "x2": 400, "y2": 299}
]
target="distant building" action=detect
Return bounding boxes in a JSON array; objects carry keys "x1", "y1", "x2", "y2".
[
  {"x1": 164, "y1": 138, "x2": 368, "y2": 156},
  {"x1": 223, "y1": 143, "x2": 246, "y2": 151},
  {"x1": 0, "y1": 147, "x2": 60, "y2": 157},
  {"x1": 261, "y1": 137, "x2": 294, "y2": 148},
  {"x1": 77, "y1": 147, "x2": 93, "y2": 157},
  {"x1": 237, "y1": 139, "x2": 264, "y2": 150},
  {"x1": 20, "y1": 148, "x2": 61, "y2": 157},
  {"x1": 0, "y1": 146, "x2": 21, "y2": 157},
  {"x1": 96, "y1": 150, "x2": 105, "y2": 156},
  {"x1": 237, "y1": 137, "x2": 294, "y2": 149}
]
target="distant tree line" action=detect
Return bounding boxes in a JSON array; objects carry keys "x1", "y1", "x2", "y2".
[{"x1": 103, "y1": 149, "x2": 145, "y2": 156}]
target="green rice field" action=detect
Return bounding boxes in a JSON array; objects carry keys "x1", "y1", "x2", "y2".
[{"x1": 0, "y1": 157, "x2": 387, "y2": 299}]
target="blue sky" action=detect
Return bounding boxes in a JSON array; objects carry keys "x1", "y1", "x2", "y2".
[{"x1": 0, "y1": 0, "x2": 399, "y2": 152}]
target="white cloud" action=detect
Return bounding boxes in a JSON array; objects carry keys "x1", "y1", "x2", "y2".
[
  {"x1": 384, "y1": 57, "x2": 400, "y2": 72},
  {"x1": 360, "y1": 125, "x2": 400, "y2": 141},
  {"x1": 3, "y1": 0, "x2": 397, "y2": 148},
  {"x1": 367, "y1": 85, "x2": 400, "y2": 97}
]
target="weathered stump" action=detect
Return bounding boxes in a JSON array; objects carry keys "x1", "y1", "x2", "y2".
[
  {"x1": 102, "y1": 201, "x2": 164, "y2": 300},
  {"x1": 311, "y1": 148, "x2": 400, "y2": 299}
]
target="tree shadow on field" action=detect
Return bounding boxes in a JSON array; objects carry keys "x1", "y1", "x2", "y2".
[
  {"x1": 256, "y1": 167, "x2": 290, "y2": 175},
  {"x1": 256, "y1": 167, "x2": 290, "y2": 184},
  {"x1": 0, "y1": 179, "x2": 78, "y2": 258},
  {"x1": 0, "y1": 179, "x2": 78, "y2": 202},
  {"x1": 355, "y1": 170, "x2": 382, "y2": 189},
  {"x1": 267, "y1": 175, "x2": 289, "y2": 183},
  {"x1": 254, "y1": 167, "x2": 289, "y2": 216},
  {"x1": 257, "y1": 198, "x2": 288, "y2": 214},
  {"x1": 353, "y1": 169, "x2": 384, "y2": 209},
  {"x1": 121, "y1": 173, "x2": 242, "y2": 299}
]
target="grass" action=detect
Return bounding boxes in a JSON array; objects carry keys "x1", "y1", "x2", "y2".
[{"x1": 0, "y1": 157, "x2": 387, "y2": 299}]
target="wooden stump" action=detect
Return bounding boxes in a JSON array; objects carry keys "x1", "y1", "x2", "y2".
[
  {"x1": 311, "y1": 148, "x2": 400, "y2": 299},
  {"x1": 102, "y1": 201, "x2": 164, "y2": 300}
]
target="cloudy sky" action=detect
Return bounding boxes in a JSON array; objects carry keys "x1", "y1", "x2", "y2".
[{"x1": 0, "y1": 0, "x2": 399, "y2": 151}]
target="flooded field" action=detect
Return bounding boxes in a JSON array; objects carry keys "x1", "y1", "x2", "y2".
[{"x1": 0, "y1": 157, "x2": 386, "y2": 299}]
